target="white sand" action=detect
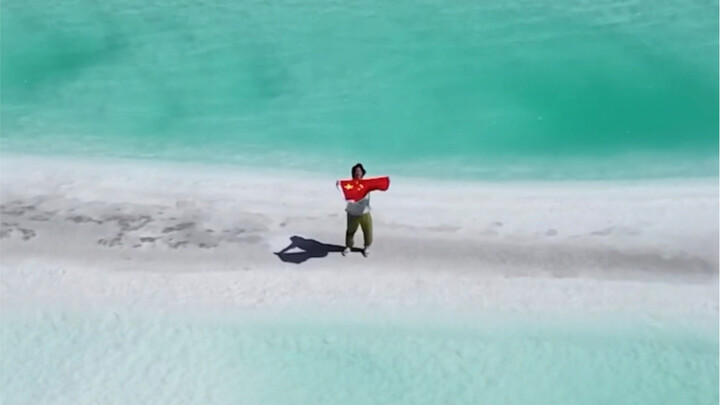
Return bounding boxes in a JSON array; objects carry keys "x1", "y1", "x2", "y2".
[{"x1": 1, "y1": 154, "x2": 717, "y2": 326}]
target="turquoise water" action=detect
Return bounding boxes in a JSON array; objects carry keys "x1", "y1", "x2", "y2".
[
  {"x1": 1, "y1": 0, "x2": 718, "y2": 179},
  {"x1": 2, "y1": 312, "x2": 718, "y2": 404}
]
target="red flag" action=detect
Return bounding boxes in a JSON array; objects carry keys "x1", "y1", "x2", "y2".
[{"x1": 336, "y1": 176, "x2": 390, "y2": 202}]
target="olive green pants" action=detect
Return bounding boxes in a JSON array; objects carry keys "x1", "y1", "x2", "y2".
[{"x1": 346, "y1": 213, "x2": 372, "y2": 248}]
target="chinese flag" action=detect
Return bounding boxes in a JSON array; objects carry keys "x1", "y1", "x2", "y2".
[{"x1": 336, "y1": 176, "x2": 390, "y2": 202}]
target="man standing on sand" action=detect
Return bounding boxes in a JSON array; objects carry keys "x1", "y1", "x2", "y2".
[{"x1": 343, "y1": 163, "x2": 372, "y2": 257}]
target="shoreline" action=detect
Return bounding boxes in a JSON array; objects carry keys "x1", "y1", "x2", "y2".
[{"x1": 1, "y1": 150, "x2": 718, "y2": 186}]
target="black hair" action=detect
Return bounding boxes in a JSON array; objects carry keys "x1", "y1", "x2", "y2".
[{"x1": 351, "y1": 163, "x2": 366, "y2": 177}]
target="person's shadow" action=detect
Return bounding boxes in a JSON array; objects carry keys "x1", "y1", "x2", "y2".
[{"x1": 274, "y1": 235, "x2": 350, "y2": 264}]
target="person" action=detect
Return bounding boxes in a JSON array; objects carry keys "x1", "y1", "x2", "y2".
[{"x1": 343, "y1": 163, "x2": 372, "y2": 257}]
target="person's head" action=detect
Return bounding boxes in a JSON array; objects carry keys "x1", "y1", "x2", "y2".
[{"x1": 351, "y1": 163, "x2": 366, "y2": 179}]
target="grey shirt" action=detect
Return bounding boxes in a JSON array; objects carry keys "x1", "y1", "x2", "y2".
[{"x1": 345, "y1": 195, "x2": 371, "y2": 216}]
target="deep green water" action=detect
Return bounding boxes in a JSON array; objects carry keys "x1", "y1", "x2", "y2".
[
  {"x1": 1, "y1": 0, "x2": 718, "y2": 179},
  {"x1": 2, "y1": 312, "x2": 718, "y2": 404}
]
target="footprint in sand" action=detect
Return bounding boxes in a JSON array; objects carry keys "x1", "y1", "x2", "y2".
[
  {"x1": 162, "y1": 222, "x2": 195, "y2": 233},
  {"x1": 1, "y1": 223, "x2": 37, "y2": 240},
  {"x1": 2, "y1": 204, "x2": 37, "y2": 217},
  {"x1": 591, "y1": 226, "x2": 640, "y2": 237},
  {"x1": 67, "y1": 215, "x2": 103, "y2": 225},
  {"x1": 480, "y1": 221, "x2": 503, "y2": 236}
]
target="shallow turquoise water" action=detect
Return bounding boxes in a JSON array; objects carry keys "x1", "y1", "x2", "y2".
[
  {"x1": 2, "y1": 313, "x2": 718, "y2": 404},
  {"x1": 1, "y1": 0, "x2": 718, "y2": 179}
]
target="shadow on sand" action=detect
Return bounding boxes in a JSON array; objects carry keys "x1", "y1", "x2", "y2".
[{"x1": 274, "y1": 235, "x2": 361, "y2": 264}]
